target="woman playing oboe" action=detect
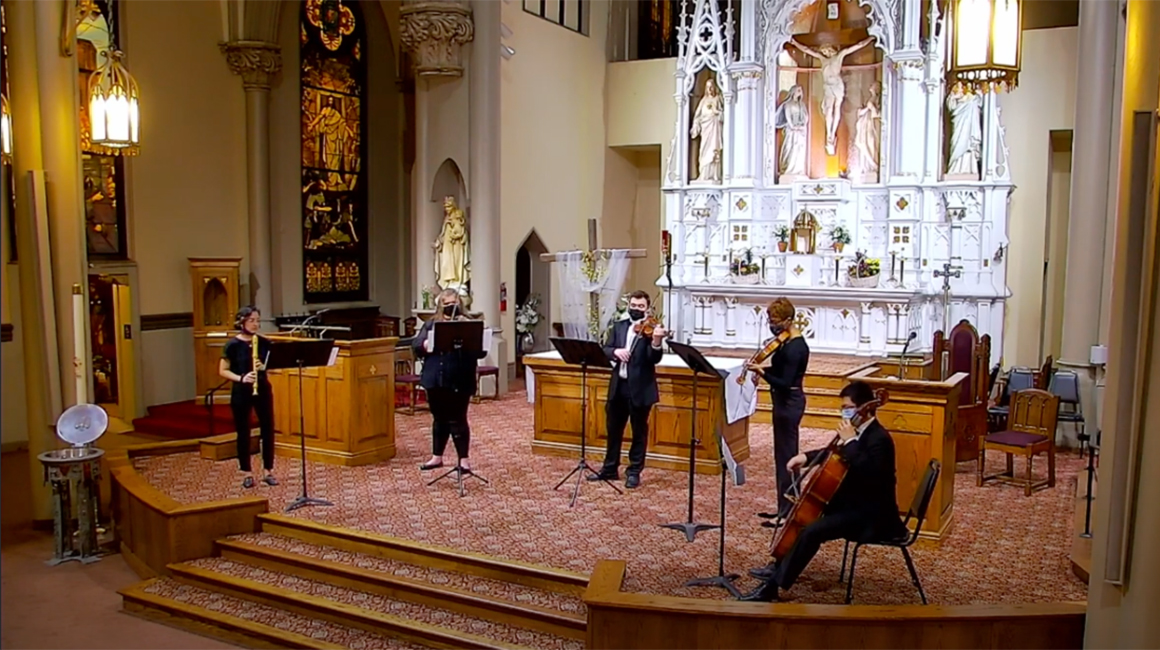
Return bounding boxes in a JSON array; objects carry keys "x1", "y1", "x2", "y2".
[
  {"x1": 413, "y1": 289, "x2": 488, "y2": 473},
  {"x1": 219, "y1": 306, "x2": 277, "y2": 489}
]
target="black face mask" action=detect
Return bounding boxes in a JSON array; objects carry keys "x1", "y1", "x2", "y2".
[
  {"x1": 770, "y1": 322, "x2": 784, "y2": 336},
  {"x1": 442, "y1": 304, "x2": 458, "y2": 317},
  {"x1": 628, "y1": 309, "x2": 645, "y2": 322}
]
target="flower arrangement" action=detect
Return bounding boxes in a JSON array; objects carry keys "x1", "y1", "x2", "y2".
[
  {"x1": 847, "y1": 250, "x2": 881, "y2": 288},
  {"x1": 515, "y1": 294, "x2": 542, "y2": 335},
  {"x1": 829, "y1": 225, "x2": 851, "y2": 253},
  {"x1": 774, "y1": 225, "x2": 790, "y2": 252},
  {"x1": 730, "y1": 249, "x2": 761, "y2": 276}
]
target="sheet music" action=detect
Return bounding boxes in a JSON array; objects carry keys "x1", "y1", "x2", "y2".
[
  {"x1": 327, "y1": 347, "x2": 339, "y2": 366},
  {"x1": 482, "y1": 327, "x2": 493, "y2": 354},
  {"x1": 425, "y1": 326, "x2": 435, "y2": 353}
]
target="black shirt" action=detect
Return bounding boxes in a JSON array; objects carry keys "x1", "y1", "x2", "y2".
[
  {"x1": 760, "y1": 336, "x2": 810, "y2": 395},
  {"x1": 222, "y1": 335, "x2": 272, "y2": 397}
]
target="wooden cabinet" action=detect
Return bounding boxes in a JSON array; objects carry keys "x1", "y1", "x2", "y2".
[{"x1": 189, "y1": 258, "x2": 241, "y2": 398}]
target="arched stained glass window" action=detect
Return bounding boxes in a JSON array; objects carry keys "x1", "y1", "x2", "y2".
[{"x1": 300, "y1": 0, "x2": 368, "y2": 303}]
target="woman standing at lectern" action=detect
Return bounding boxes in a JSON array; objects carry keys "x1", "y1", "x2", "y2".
[
  {"x1": 219, "y1": 306, "x2": 278, "y2": 489},
  {"x1": 747, "y1": 297, "x2": 810, "y2": 524},
  {"x1": 413, "y1": 289, "x2": 487, "y2": 473}
]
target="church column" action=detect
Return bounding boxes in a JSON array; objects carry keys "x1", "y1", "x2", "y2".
[
  {"x1": 221, "y1": 42, "x2": 281, "y2": 316},
  {"x1": 1056, "y1": 0, "x2": 1118, "y2": 443},
  {"x1": 469, "y1": 0, "x2": 506, "y2": 393},
  {"x1": 728, "y1": 64, "x2": 761, "y2": 184},
  {"x1": 891, "y1": 57, "x2": 925, "y2": 179},
  {"x1": 412, "y1": 80, "x2": 436, "y2": 298}
]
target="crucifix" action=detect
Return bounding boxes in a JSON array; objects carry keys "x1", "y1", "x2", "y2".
[
  {"x1": 932, "y1": 261, "x2": 962, "y2": 376},
  {"x1": 540, "y1": 219, "x2": 648, "y2": 340}
]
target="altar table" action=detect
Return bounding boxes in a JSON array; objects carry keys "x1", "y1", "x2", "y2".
[{"x1": 522, "y1": 351, "x2": 756, "y2": 474}]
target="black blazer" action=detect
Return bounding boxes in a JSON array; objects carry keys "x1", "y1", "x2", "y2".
[
  {"x1": 412, "y1": 318, "x2": 488, "y2": 394},
  {"x1": 805, "y1": 419, "x2": 907, "y2": 540},
  {"x1": 603, "y1": 319, "x2": 664, "y2": 407}
]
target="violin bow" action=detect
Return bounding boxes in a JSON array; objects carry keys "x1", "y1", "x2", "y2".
[{"x1": 661, "y1": 230, "x2": 673, "y2": 334}]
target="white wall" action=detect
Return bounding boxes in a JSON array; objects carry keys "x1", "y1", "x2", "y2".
[{"x1": 998, "y1": 27, "x2": 1079, "y2": 367}]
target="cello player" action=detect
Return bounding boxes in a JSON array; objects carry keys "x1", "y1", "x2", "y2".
[{"x1": 740, "y1": 380, "x2": 908, "y2": 602}]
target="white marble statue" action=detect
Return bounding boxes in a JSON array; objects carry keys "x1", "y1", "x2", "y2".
[
  {"x1": 434, "y1": 196, "x2": 470, "y2": 292},
  {"x1": 946, "y1": 89, "x2": 983, "y2": 177},
  {"x1": 790, "y1": 37, "x2": 875, "y2": 156},
  {"x1": 775, "y1": 85, "x2": 809, "y2": 177},
  {"x1": 690, "y1": 77, "x2": 724, "y2": 182},
  {"x1": 852, "y1": 81, "x2": 882, "y2": 177}
]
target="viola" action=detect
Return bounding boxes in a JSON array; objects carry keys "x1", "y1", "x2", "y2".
[
  {"x1": 633, "y1": 316, "x2": 672, "y2": 339},
  {"x1": 768, "y1": 388, "x2": 888, "y2": 560},
  {"x1": 738, "y1": 329, "x2": 792, "y2": 385}
]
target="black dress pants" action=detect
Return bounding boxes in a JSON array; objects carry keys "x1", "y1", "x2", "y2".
[
  {"x1": 771, "y1": 510, "x2": 870, "y2": 590},
  {"x1": 426, "y1": 387, "x2": 472, "y2": 458},
  {"x1": 601, "y1": 378, "x2": 652, "y2": 477},
  {"x1": 232, "y1": 390, "x2": 275, "y2": 473},
  {"x1": 772, "y1": 389, "x2": 805, "y2": 515}
]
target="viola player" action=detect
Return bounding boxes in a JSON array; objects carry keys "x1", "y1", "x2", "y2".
[
  {"x1": 741, "y1": 380, "x2": 907, "y2": 602},
  {"x1": 589, "y1": 290, "x2": 666, "y2": 489}
]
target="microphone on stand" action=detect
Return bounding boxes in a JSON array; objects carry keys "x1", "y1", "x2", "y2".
[{"x1": 898, "y1": 331, "x2": 917, "y2": 379}]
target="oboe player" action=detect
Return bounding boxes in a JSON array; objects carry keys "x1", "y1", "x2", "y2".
[{"x1": 219, "y1": 306, "x2": 277, "y2": 489}]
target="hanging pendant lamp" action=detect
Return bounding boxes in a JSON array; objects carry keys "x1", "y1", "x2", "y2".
[
  {"x1": 87, "y1": 49, "x2": 139, "y2": 149},
  {"x1": 946, "y1": 0, "x2": 1022, "y2": 94}
]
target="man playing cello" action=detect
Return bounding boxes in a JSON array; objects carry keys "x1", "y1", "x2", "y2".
[{"x1": 741, "y1": 380, "x2": 907, "y2": 602}]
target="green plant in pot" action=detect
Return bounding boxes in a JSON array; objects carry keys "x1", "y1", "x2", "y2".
[
  {"x1": 829, "y1": 225, "x2": 851, "y2": 253},
  {"x1": 847, "y1": 250, "x2": 881, "y2": 288},
  {"x1": 774, "y1": 225, "x2": 790, "y2": 253}
]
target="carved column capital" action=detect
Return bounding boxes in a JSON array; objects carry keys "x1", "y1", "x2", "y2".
[
  {"x1": 220, "y1": 40, "x2": 283, "y2": 91},
  {"x1": 400, "y1": 1, "x2": 474, "y2": 77}
]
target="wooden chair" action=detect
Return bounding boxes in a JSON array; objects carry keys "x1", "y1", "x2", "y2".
[
  {"x1": 932, "y1": 320, "x2": 991, "y2": 463},
  {"x1": 978, "y1": 388, "x2": 1059, "y2": 496},
  {"x1": 473, "y1": 365, "x2": 500, "y2": 403},
  {"x1": 1035, "y1": 355, "x2": 1055, "y2": 389},
  {"x1": 394, "y1": 345, "x2": 425, "y2": 415}
]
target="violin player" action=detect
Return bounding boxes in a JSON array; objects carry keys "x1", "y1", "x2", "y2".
[
  {"x1": 747, "y1": 297, "x2": 810, "y2": 523},
  {"x1": 741, "y1": 380, "x2": 907, "y2": 602},
  {"x1": 589, "y1": 290, "x2": 667, "y2": 489}
]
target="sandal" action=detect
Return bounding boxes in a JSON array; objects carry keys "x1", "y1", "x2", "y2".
[{"x1": 262, "y1": 475, "x2": 279, "y2": 486}]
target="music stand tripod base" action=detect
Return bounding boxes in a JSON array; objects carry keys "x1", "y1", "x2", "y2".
[
  {"x1": 554, "y1": 460, "x2": 622, "y2": 508},
  {"x1": 429, "y1": 466, "x2": 489, "y2": 498},
  {"x1": 684, "y1": 572, "x2": 742, "y2": 598},
  {"x1": 286, "y1": 495, "x2": 333, "y2": 512}
]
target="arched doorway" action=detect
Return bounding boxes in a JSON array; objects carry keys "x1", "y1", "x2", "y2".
[{"x1": 515, "y1": 230, "x2": 551, "y2": 370}]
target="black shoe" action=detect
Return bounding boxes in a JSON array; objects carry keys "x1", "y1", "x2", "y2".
[
  {"x1": 587, "y1": 472, "x2": 618, "y2": 482},
  {"x1": 242, "y1": 476, "x2": 256, "y2": 489},
  {"x1": 262, "y1": 475, "x2": 279, "y2": 486},
  {"x1": 757, "y1": 511, "x2": 781, "y2": 519},
  {"x1": 738, "y1": 580, "x2": 780, "y2": 602},
  {"x1": 760, "y1": 518, "x2": 786, "y2": 529},
  {"x1": 625, "y1": 474, "x2": 641, "y2": 489},
  {"x1": 419, "y1": 461, "x2": 444, "y2": 471},
  {"x1": 748, "y1": 565, "x2": 777, "y2": 580}
]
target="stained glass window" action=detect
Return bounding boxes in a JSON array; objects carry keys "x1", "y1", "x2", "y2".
[
  {"x1": 77, "y1": 0, "x2": 129, "y2": 258},
  {"x1": 300, "y1": 0, "x2": 369, "y2": 303}
]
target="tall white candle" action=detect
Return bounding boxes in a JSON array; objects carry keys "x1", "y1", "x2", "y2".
[{"x1": 72, "y1": 284, "x2": 88, "y2": 405}]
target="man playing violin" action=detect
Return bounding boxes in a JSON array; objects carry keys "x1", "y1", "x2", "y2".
[
  {"x1": 741, "y1": 380, "x2": 908, "y2": 602},
  {"x1": 589, "y1": 290, "x2": 667, "y2": 489}
]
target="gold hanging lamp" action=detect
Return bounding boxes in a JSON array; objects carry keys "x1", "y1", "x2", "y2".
[
  {"x1": 1, "y1": 95, "x2": 11, "y2": 162},
  {"x1": 945, "y1": 0, "x2": 1022, "y2": 94},
  {"x1": 87, "y1": 48, "x2": 139, "y2": 150}
]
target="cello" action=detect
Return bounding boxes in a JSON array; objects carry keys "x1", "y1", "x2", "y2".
[{"x1": 768, "y1": 388, "x2": 888, "y2": 559}]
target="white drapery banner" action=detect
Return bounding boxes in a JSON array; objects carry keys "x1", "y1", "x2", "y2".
[{"x1": 555, "y1": 250, "x2": 632, "y2": 341}]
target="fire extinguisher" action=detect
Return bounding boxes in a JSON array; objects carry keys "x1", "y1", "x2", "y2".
[{"x1": 500, "y1": 282, "x2": 508, "y2": 313}]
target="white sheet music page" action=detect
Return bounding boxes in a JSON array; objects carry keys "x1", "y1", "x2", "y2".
[{"x1": 327, "y1": 347, "x2": 340, "y2": 367}]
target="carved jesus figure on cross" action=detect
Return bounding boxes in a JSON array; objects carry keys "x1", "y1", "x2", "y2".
[{"x1": 789, "y1": 36, "x2": 875, "y2": 156}]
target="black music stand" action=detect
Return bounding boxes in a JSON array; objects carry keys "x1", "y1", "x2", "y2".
[
  {"x1": 266, "y1": 338, "x2": 337, "y2": 512},
  {"x1": 549, "y1": 337, "x2": 622, "y2": 507},
  {"x1": 665, "y1": 341, "x2": 742, "y2": 598},
  {"x1": 426, "y1": 320, "x2": 490, "y2": 497}
]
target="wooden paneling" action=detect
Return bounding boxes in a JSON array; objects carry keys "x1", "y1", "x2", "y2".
[
  {"x1": 268, "y1": 337, "x2": 397, "y2": 466},
  {"x1": 524, "y1": 357, "x2": 750, "y2": 474},
  {"x1": 140, "y1": 312, "x2": 194, "y2": 332},
  {"x1": 583, "y1": 560, "x2": 1086, "y2": 649}
]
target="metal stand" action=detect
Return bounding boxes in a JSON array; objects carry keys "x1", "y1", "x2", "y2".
[
  {"x1": 39, "y1": 447, "x2": 105, "y2": 565},
  {"x1": 661, "y1": 370, "x2": 719, "y2": 542},
  {"x1": 1079, "y1": 430, "x2": 1098, "y2": 538},
  {"x1": 428, "y1": 464, "x2": 489, "y2": 498},
  {"x1": 553, "y1": 361, "x2": 622, "y2": 507},
  {"x1": 685, "y1": 455, "x2": 741, "y2": 597},
  {"x1": 286, "y1": 359, "x2": 333, "y2": 512}
]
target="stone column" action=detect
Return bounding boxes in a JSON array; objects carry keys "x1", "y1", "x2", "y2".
[
  {"x1": 221, "y1": 41, "x2": 281, "y2": 316},
  {"x1": 892, "y1": 57, "x2": 925, "y2": 179},
  {"x1": 1056, "y1": 0, "x2": 1118, "y2": 444},
  {"x1": 469, "y1": 0, "x2": 506, "y2": 393},
  {"x1": 412, "y1": 81, "x2": 436, "y2": 300},
  {"x1": 727, "y1": 64, "x2": 761, "y2": 183}
]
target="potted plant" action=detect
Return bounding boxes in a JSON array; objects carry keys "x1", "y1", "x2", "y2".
[
  {"x1": 515, "y1": 294, "x2": 543, "y2": 354},
  {"x1": 829, "y1": 225, "x2": 851, "y2": 253},
  {"x1": 774, "y1": 225, "x2": 790, "y2": 253},
  {"x1": 847, "y1": 250, "x2": 881, "y2": 288},
  {"x1": 731, "y1": 248, "x2": 762, "y2": 284}
]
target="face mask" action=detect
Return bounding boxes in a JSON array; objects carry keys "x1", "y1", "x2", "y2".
[
  {"x1": 770, "y1": 322, "x2": 784, "y2": 335},
  {"x1": 628, "y1": 309, "x2": 645, "y2": 321},
  {"x1": 841, "y1": 407, "x2": 857, "y2": 421},
  {"x1": 442, "y1": 304, "x2": 457, "y2": 317}
]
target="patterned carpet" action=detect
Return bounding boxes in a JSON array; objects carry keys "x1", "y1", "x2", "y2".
[{"x1": 135, "y1": 391, "x2": 1087, "y2": 606}]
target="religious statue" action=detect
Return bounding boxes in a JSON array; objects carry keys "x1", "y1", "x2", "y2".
[
  {"x1": 851, "y1": 81, "x2": 882, "y2": 178},
  {"x1": 690, "y1": 77, "x2": 724, "y2": 183},
  {"x1": 946, "y1": 89, "x2": 982, "y2": 177},
  {"x1": 775, "y1": 85, "x2": 809, "y2": 178},
  {"x1": 789, "y1": 37, "x2": 875, "y2": 156},
  {"x1": 434, "y1": 196, "x2": 470, "y2": 292}
]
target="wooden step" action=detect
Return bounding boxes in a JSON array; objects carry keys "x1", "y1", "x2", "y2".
[
  {"x1": 168, "y1": 561, "x2": 537, "y2": 650},
  {"x1": 216, "y1": 538, "x2": 586, "y2": 640},
  {"x1": 119, "y1": 578, "x2": 357, "y2": 650},
  {"x1": 257, "y1": 513, "x2": 589, "y2": 595}
]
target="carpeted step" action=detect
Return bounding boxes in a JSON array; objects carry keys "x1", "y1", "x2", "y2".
[
  {"x1": 169, "y1": 558, "x2": 580, "y2": 650},
  {"x1": 134, "y1": 400, "x2": 258, "y2": 440},
  {"x1": 217, "y1": 533, "x2": 586, "y2": 639},
  {"x1": 120, "y1": 577, "x2": 425, "y2": 649}
]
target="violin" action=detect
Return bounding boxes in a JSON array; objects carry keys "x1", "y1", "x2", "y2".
[
  {"x1": 633, "y1": 316, "x2": 672, "y2": 339},
  {"x1": 738, "y1": 329, "x2": 792, "y2": 385}
]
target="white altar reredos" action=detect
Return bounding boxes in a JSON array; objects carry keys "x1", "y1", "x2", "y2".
[{"x1": 659, "y1": 0, "x2": 1011, "y2": 364}]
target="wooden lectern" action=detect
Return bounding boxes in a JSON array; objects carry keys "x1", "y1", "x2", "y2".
[{"x1": 848, "y1": 366, "x2": 967, "y2": 542}]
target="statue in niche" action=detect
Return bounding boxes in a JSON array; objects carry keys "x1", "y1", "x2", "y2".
[
  {"x1": 775, "y1": 85, "x2": 809, "y2": 177},
  {"x1": 851, "y1": 81, "x2": 882, "y2": 179},
  {"x1": 434, "y1": 196, "x2": 471, "y2": 292},
  {"x1": 690, "y1": 77, "x2": 724, "y2": 182},
  {"x1": 946, "y1": 89, "x2": 983, "y2": 177},
  {"x1": 789, "y1": 37, "x2": 875, "y2": 156}
]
